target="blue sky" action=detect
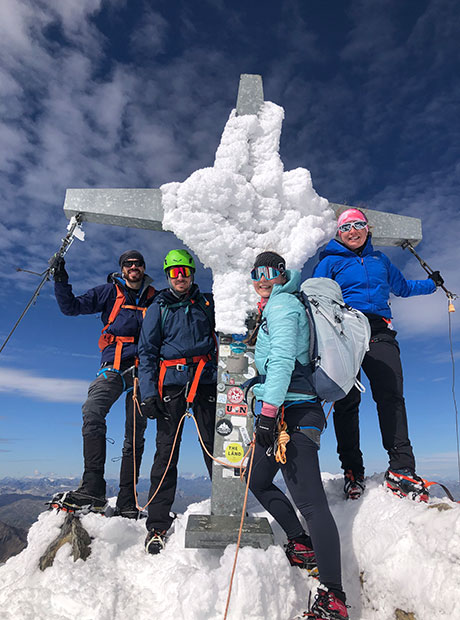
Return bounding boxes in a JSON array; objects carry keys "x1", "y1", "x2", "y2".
[{"x1": 1, "y1": 0, "x2": 459, "y2": 482}]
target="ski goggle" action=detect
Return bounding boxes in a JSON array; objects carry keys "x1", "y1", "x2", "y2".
[
  {"x1": 167, "y1": 266, "x2": 193, "y2": 278},
  {"x1": 122, "y1": 259, "x2": 144, "y2": 268},
  {"x1": 250, "y1": 266, "x2": 282, "y2": 281},
  {"x1": 337, "y1": 220, "x2": 368, "y2": 233}
]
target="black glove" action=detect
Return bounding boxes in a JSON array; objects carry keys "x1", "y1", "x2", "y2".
[
  {"x1": 140, "y1": 395, "x2": 167, "y2": 420},
  {"x1": 428, "y1": 270, "x2": 444, "y2": 287},
  {"x1": 255, "y1": 414, "x2": 277, "y2": 449},
  {"x1": 49, "y1": 255, "x2": 69, "y2": 283}
]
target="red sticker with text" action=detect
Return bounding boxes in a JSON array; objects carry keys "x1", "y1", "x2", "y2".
[
  {"x1": 225, "y1": 403, "x2": 248, "y2": 417},
  {"x1": 226, "y1": 386, "x2": 244, "y2": 405}
]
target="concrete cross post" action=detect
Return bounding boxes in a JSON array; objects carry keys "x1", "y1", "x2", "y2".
[{"x1": 62, "y1": 74, "x2": 423, "y2": 550}]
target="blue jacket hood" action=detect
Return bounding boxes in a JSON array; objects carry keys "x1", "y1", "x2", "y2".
[{"x1": 268, "y1": 269, "x2": 301, "y2": 298}]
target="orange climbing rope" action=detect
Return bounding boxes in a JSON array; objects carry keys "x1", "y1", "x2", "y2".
[
  {"x1": 131, "y1": 383, "x2": 253, "y2": 512},
  {"x1": 275, "y1": 406, "x2": 289, "y2": 464},
  {"x1": 223, "y1": 435, "x2": 256, "y2": 620}
]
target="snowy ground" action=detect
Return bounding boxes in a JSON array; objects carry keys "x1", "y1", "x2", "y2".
[{"x1": 1, "y1": 474, "x2": 459, "y2": 620}]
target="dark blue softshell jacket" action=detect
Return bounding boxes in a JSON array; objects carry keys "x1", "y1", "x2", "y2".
[
  {"x1": 138, "y1": 284, "x2": 217, "y2": 400},
  {"x1": 54, "y1": 273, "x2": 156, "y2": 365}
]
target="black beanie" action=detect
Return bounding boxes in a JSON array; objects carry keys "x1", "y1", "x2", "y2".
[
  {"x1": 119, "y1": 250, "x2": 145, "y2": 267},
  {"x1": 253, "y1": 251, "x2": 286, "y2": 272}
]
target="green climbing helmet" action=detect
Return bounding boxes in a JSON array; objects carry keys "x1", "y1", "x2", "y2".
[{"x1": 163, "y1": 249, "x2": 196, "y2": 271}]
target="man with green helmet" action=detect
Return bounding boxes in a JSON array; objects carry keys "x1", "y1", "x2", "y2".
[{"x1": 138, "y1": 249, "x2": 217, "y2": 554}]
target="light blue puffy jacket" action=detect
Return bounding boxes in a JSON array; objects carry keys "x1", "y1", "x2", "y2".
[{"x1": 252, "y1": 270, "x2": 316, "y2": 408}]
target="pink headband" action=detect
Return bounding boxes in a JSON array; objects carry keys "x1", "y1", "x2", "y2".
[{"x1": 337, "y1": 208, "x2": 368, "y2": 230}]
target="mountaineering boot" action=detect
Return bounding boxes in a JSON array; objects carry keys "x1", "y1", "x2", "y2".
[
  {"x1": 145, "y1": 529, "x2": 167, "y2": 554},
  {"x1": 285, "y1": 534, "x2": 318, "y2": 574},
  {"x1": 115, "y1": 504, "x2": 147, "y2": 519},
  {"x1": 51, "y1": 488, "x2": 107, "y2": 514},
  {"x1": 384, "y1": 468, "x2": 429, "y2": 502},
  {"x1": 343, "y1": 470, "x2": 365, "y2": 500},
  {"x1": 308, "y1": 585, "x2": 349, "y2": 619}
]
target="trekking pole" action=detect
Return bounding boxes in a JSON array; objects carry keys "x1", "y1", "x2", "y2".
[
  {"x1": 401, "y1": 240, "x2": 458, "y2": 312},
  {"x1": 0, "y1": 214, "x2": 84, "y2": 354},
  {"x1": 402, "y1": 240, "x2": 460, "y2": 484}
]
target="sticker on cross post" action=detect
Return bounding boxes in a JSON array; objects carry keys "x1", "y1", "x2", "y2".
[
  {"x1": 225, "y1": 442, "x2": 245, "y2": 463},
  {"x1": 216, "y1": 419, "x2": 233, "y2": 436},
  {"x1": 226, "y1": 386, "x2": 244, "y2": 405},
  {"x1": 219, "y1": 345, "x2": 231, "y2": 357},
  {"x1": 239, "y1": 426, "x2": 251, "y2": 446},
  {"x1": 225, "y1": 403, "x2": 248, "y2": 417}
]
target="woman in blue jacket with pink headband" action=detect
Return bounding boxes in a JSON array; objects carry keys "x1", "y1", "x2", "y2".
[{"x1": 313, "y1": 208, "x2": 442, "y2": 501}]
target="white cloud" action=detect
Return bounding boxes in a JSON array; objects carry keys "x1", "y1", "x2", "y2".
[
  {"x1": 0, "y1": 367, "x2": 87, "y2": 402},
  {"x1": 0, "y1": 0, "x2": 458, "y2": 341}
]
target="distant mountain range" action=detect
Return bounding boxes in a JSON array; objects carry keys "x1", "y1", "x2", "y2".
[{"x1": 0, "y1": 476, "x2": 212, "y2": 564}]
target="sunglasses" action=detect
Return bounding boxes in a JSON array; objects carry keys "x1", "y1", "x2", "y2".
[
  {"x1": 168, "y1": 266, "x2": 192, "y2": 278},
  {"x1": 338, "y1": 221, "x2": 368, "y2": 233},
  {"x1": 122, "y1": 259, "x2": 144, "y2": 268},
  {"x1": 250, "y1": 266, "x2": 282, "y2": 281}
]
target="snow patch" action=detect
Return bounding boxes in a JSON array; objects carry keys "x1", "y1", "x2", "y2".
[{"x1": 1, "y1": 475, "x2": 459, "y2": 619}]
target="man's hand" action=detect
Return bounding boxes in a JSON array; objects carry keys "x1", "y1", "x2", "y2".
[
  {"x1": 140, "y1": 395, "x2": 167, "y2": 420},
  {"x1": 255, "y1": 414, "x2": 277, "y2": 449},
  {"x1": 428, "y1": 270, "x2": 444, "y2": 287},
  {"x1": 49, "y1": 255, "x2": 69, "y2": 283}
]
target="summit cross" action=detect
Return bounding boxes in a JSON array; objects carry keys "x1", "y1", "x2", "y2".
[{"x1": 62, "y1": 74, "x2": 423, "y2": 549}]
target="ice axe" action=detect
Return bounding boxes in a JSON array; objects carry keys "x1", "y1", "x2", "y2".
[
  {"x1": 0, "y1": 214, "x2": 85, "y2": 354},
  {"x1": 401, "y1": 240, "x2": 457, "y2": 312}
]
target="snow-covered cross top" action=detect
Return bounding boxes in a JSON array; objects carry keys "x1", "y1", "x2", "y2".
[{"x1": 63, "y1": 74, "x2": 422, "y2": 334}]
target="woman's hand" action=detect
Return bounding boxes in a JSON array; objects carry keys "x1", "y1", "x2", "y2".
[{"x1": 256, "y1": 414, "x2": 277, "y2": 448}]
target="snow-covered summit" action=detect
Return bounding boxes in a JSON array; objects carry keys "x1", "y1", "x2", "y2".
[
  {"x1": 162, "y1": 102, "x2": 335, "y2": 334},
  {"x1": 1, "y1": 474, "x2": 459, "y2": 619}
]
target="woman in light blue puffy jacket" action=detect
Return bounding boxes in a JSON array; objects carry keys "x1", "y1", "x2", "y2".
[{"x1": 248, "y1": 251, "x2": 349, "y2": 620}]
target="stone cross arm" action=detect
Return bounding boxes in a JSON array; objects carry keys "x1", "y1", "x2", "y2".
[{"x1": 63, "y1": 189, "x2": 422, "y2": 248}]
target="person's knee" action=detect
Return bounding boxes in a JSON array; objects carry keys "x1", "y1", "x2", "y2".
[
  {"x1": 82, "y1": 418, "x2": 106, "y2": 437},
  {"x1": 123, "y1": 437, "x2": 145, "y2": 455}
]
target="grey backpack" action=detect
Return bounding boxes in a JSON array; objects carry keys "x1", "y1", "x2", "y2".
[{"x1": 299, "y1": 278, "x2": 371, "y2": 402}]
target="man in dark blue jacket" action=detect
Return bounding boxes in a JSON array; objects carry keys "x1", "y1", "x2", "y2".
[
  {"x1": 51, "y1": 250, "x2": 156, "y2": 514},
  {"x1": 138, "y1": 249, "x2": 216, "y2": 554},
  {"x1": 314, "y1": 208, "x2": 441, "y2": 502}
]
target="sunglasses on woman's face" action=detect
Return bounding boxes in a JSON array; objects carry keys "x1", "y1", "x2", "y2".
[
  {"x1": 250, "y1": 266, "x2": 282, "y2": 281},
  {"x1": 168, "y1": 266, "x2": 192, "y2": 278},
  {"x1": 338, "y1": 221, "x2": 368, "y2": 233}
]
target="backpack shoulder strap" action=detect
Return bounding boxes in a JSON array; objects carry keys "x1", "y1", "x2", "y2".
[
  {"x1": 104, "y1": 284, "x2": 125, "y2": 331},
  {"x1": 293, "y1": 290, "x2": 316, "y2": 365},
  {"x1": 195, "y1": 293, "x2": 215, "y2": 331},
  {"x1": 146, "y1": 285, "x2": 156, "y2": 300}
]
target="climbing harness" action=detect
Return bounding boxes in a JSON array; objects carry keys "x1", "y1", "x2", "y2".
[
  {"x1": 96, "y1": 362, "x2": 136, "y2": 392},
  {"x1": 157, "y1": 354, "x2": 212, "y2": 402},
  {"x1": 98, "y1": 284, "x2": 155, "y2": 370},
  {"x1": 0, "y1": 214, "x2": 85, "y2": 354}
]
